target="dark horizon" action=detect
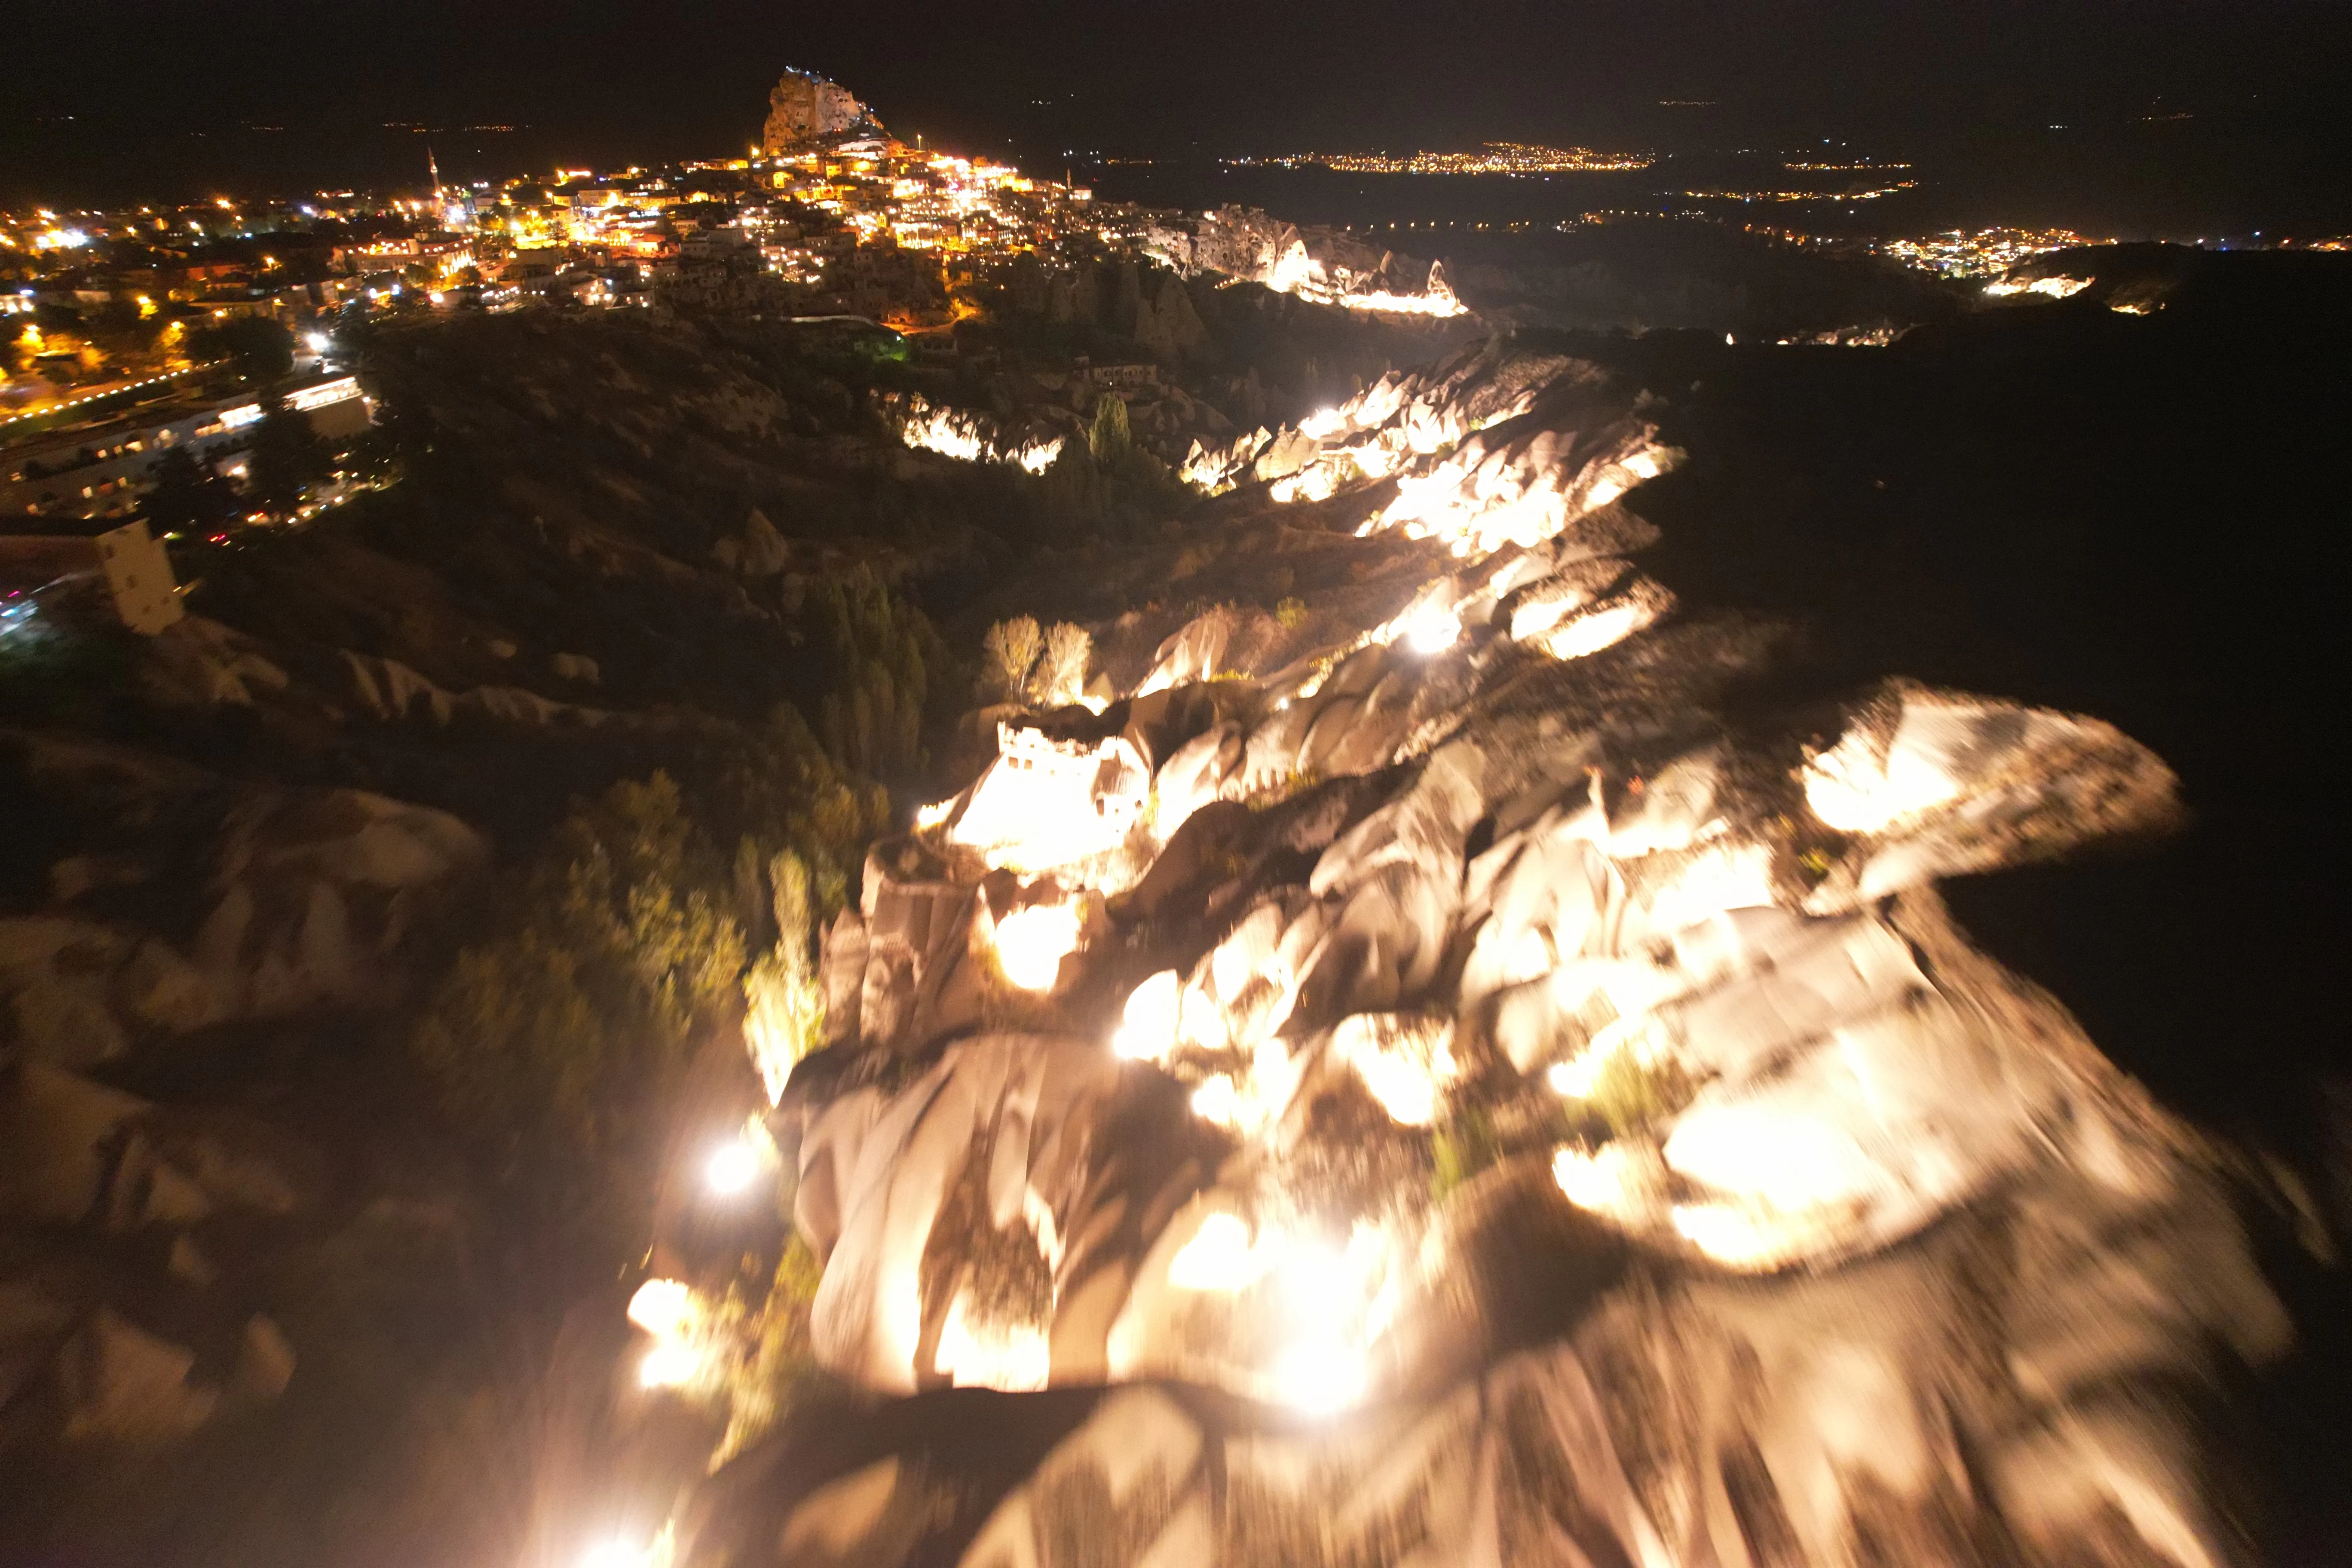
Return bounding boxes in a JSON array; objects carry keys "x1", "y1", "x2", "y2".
[{"x1": 7, "y1": 0, "x2": 2352, "y2": 234}]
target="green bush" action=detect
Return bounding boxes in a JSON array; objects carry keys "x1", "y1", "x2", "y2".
[
  {"x1": 716, "y1": 1234, "x2": 827, "y2": 1463},
  {"x1": 408, "y1": 772, "x2": 745, "y2": 1243},
  {"x1": 1430, "y1": 1105, "x2": 1501, "y2": 1203},
  {"x1": 1583, "y1": 1050, "x2": 1695, "y2": 1138}
]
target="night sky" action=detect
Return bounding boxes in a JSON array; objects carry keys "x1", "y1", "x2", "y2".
[{"x1": 7, "y1": 0, "x2": 2350, "y2": 230}]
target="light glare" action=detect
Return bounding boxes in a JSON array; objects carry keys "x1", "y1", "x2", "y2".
[
  {"x1": 637, "y1": 1342, "x2": 698, "y2": 1389},
  {"x1": 992, "y1": 900, "x2": 1083, "y2": 992},
  {"x1": 704, "y1": 1139, "x2": 763, "y2": 1196},
  {"x1": 1272, "y1": 1339, "x2": 1367, "y2": 1416}
]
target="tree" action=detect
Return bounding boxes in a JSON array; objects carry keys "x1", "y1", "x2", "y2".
[
  {"x1": 981, "y1": 616, "x2": 1041, "y2": 702},
  {"x1": 741, "y1": 849, "x2": 824, "y2": 1103},
  {"x1": 409, "y1": 773, "x2": 747, "y2": 1245},
  {"x1": 695, "y1": 702, "x2": 888, "y2": 928},
  {"x1": 138, "y1": 447, "x2": 240, "y2": 536},
  {"x1": 1036, "y1": 393, "x2": 1189, "y2": 544},
  {"x1": 186, "y1": 315, "x2": 294, "y2": 382},
  {"x1": 810, "y1": 564, "x2": 948, "y2": 781},
  {"x1": 1088, "y1": 392, "x2": 1132, "y2": 463},
  {"x1": 246, "y1": 393, "x2": 334, "y2": 514},
  {"x1": 1032, "y1": 623, "x2": 1092, "y2": 707},
  {"x1": 83, "y1": 299, "x2": 162, "y2": 361}
]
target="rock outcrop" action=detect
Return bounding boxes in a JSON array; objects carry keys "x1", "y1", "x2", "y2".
[
  {"x1": 0, "y1": 728, "x2": 487, "y2": 1482},
  {"x1": 0, "y1": 732, "x2": 488, "y2": 1060},
  {"x1": 1146, "y1": 205, "x2": 1463, "y2": 318},
  {"x1": 1, "y1": 1057, "x2": 316, "y2": 1451},
  {"x1": 678, "y1": 338, "x2": 2291, "y2": 1568},
  {"x1": 761, "y1": 68, "x2": 882, "y2": 155}
]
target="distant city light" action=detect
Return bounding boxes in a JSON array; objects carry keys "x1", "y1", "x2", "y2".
[
  {"x1": 1876, "y1": 227, "x2": 2100, "y2": 279},
  {"x1": 1266, "y1": 141, "x2": 1653, "y2": 175}
]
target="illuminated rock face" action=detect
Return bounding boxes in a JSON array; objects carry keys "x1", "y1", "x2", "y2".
[
  {"x1": 760, "y1": 68, "x2": 880, "y2": 154},
  {"x1": 884, "y1": 394, "x2": 1065, "y2": 475},
  {"x1": 1180, "y1": 339, "x2": 1674, "y2": 572},
  {"x1": 734, "y1": 339, "x2": 2286, "y2": 1568},
  {"x1": 1147, "y1": 205, "x2": 1464, "y2": 317}
]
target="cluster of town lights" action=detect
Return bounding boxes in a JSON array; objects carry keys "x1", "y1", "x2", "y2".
[{"x1": 1284, "y1": 141, "x2": 1653, "y2": 175}]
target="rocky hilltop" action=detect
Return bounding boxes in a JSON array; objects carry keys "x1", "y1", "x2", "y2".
[
  {"x1": 4, "y1": 245, "x2": 2346, "y2": 1567},
  {"x1": 670, "y1": 334, "x2": 2295, "y2": 1567},
  {"x1": 762, "y1": 68, "x2": 884, "y2": 155}
]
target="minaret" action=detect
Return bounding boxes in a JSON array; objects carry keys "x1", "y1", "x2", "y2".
[{"x1": 428, "y1": 146, "x2": 444, "y2": 203}]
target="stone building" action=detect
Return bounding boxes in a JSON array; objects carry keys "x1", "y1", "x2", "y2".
[{"x1": 0, "y1": 518, "x2": 183, "y2": 634}]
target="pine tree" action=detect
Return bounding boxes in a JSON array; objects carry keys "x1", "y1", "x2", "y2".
[
  {"x1": 1088, "y1": 392, "x2": 1131, "y2": 463},
  {"x1": 138, "y1": 447, "x2": 239, "y2": 536},
  {"x1": 248, "y1": 393, "x2": 334, "y2": 515}
]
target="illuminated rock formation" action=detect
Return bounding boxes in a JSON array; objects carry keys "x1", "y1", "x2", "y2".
[
  {"x1": 685, "y1": 336, "x2": 2288, "y2": 1568},
  {"x1": 883, "y1": 392, "x2": 1064, "y2": 474},
  {"x1": 1178, "y1": 338, "x2": 1672, "y2": 567},
  {"x1": 1146, "y1": 205, "x2": 1464, "y2": 317},
  {"x1": 760, "y1": 68, "x2": 882, "y2": 155}
]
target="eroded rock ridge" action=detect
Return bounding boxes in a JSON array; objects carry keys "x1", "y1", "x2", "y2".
[{"x1": 706, "y1": 336, "x2": 2285, "y2": 1568}]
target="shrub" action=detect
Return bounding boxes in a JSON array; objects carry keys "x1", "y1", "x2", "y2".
[
  {"x1": 1583, "y1": 1050, "x2": 1695, "y2": 1138},
  {"x1": 1430, "y1": 1105, "x2": 1501, "y2": 1202},
  {"x1": 408, "y1": 772, "x2": 746, "y2": 1245},
  {"x1": 742, "y1": 849, "x2": 826, "y2": 1102},
  {"x1": 715, "y1": 1234, "x2": 826, "y2": 1464}
]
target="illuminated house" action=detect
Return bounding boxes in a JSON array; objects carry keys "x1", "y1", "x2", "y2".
[
  {"x1": 1, "y1": 375, "x2": 370, "y2": 521},
  {"x1": 0, "y1": 517, "x2": 182, "y2": 633},
  {"x1": 948, "y1": 721, "x2": 1151, "y2": 872}
]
